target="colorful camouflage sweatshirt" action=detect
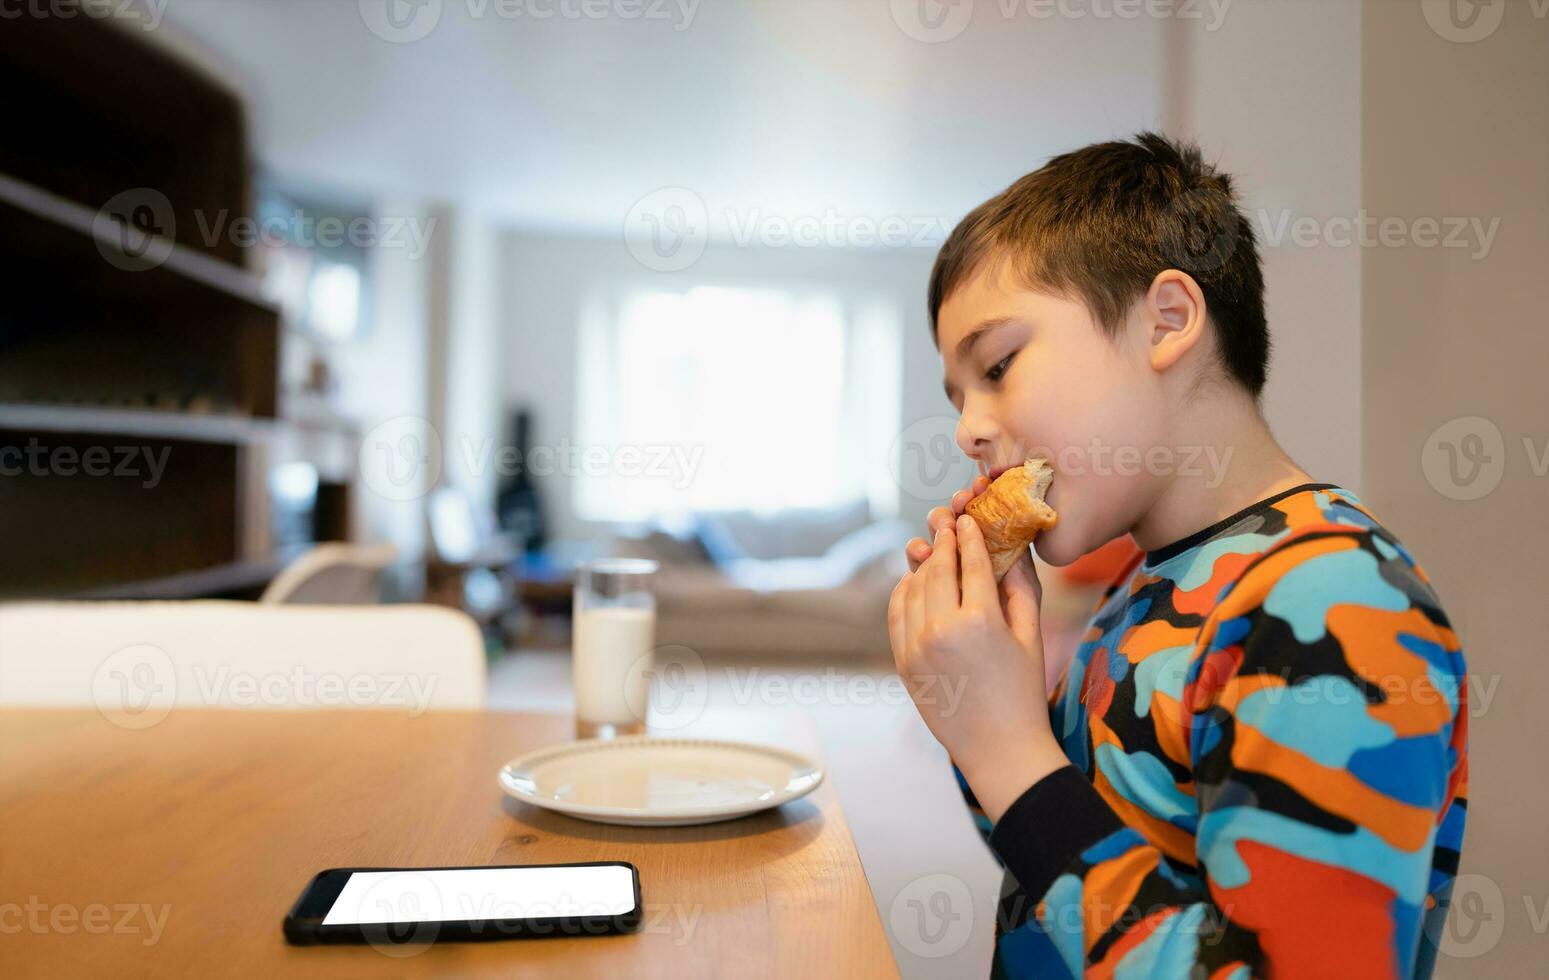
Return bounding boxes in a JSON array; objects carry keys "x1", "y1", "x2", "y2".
[{"x1": 960, "y1": 483, "x2": 1469, "y2": 978}]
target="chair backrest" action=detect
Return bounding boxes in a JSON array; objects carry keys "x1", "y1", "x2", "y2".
[
  {"x1": 260, "y1": 543, "x2": 398, "y2": 605},
  {"x1": 0, "y1": 601, "x2": 486, "y2": 716}
]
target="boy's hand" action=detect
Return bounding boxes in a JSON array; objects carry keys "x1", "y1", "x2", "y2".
[
  {"x1": 888, "y1": 513, "x2": 1069, "y2": 823},
  {"x1": 905, "y1": 474, "x2": 991, "y2": 572}
]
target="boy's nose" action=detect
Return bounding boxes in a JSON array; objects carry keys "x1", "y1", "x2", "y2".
[{"x1": 955, "y1": 414, "x2": 997, "y2": 464}]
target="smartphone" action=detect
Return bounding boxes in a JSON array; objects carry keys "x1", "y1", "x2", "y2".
[{"x1": 283, "y1": 862, "x2": 642, "y2": 946}]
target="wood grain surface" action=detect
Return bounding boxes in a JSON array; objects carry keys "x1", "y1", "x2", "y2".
[{"x1": 0, "y1": 708, "x2": 899, "y2": 979}]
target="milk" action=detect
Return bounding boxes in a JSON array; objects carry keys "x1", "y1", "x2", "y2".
[{"x1": 573, "y1": 605, "x2": 656, "y2": 728}]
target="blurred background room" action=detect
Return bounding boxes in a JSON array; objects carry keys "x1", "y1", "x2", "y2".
[{"x1": 2, "y1": 2, "x2": 1545, "y2": 977}]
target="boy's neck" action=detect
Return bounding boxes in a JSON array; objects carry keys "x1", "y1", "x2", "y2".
[{"x1": 1128, "y1": 387, "x2": 1314, "y2": 555}]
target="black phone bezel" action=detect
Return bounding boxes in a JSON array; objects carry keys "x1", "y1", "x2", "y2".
[{"x1": 282, "y1": 861, "x2": 642, "y2": 946}]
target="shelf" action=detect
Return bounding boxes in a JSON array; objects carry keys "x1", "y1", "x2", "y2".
[
  {"x1": 0, "y1": 171, "x2": 277, "y2": 314},
  {"x1": 280, "y1": 406, "x2": 364, "y2": 435},
  {"x1": 0, "y1": 403, "x2": 276, "y2": 444},
  {"x1": 0, "y1": 178, "x2": 282, "y2": 419}
]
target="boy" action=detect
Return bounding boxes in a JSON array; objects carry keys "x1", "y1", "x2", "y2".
[{"x1": 888, "y1": 133, "x2": 1468, "y2": 978}]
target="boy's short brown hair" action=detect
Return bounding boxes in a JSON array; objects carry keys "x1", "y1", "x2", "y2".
[{"x1": 928, "y1": 132, "x2": 1269, "y2": 396}]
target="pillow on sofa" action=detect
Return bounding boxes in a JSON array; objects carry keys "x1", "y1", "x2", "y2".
[
  {"x1": 696, "y1": 498, "x2": 872, "y2": 564},
  {"x1": 821, "y1": 518, "x2": 913, "y2": 583},
  {"x1": 720, "y1": 519, "x2": 912, "y2": 593},
  {"x1": 609, "y1": 525, "x2": 713, "y2": 566}
]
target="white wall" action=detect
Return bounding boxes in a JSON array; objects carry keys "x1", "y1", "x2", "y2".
[
  {"x1": 429, "y1": 206, "x2": 503, "y2": 514},
  {"x1": 1177, "y1": 0, "x2": 1365, "y2": 491},
  {"x1": 338, "y1": 197, "x2": 436, "y2": 567},
  {"x1": 1362, "y1": 2, "x2": 1549, "y2": 975}
]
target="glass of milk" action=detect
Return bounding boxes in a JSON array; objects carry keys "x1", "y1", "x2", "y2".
[{"x1": 572, "y1": 558, "x2": 659, "y2": 738}]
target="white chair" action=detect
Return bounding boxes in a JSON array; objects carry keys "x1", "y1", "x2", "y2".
[
  {"x1": 259, "y1": 543, "x2": 398, "y2": 605},
  {"x1": 0, "y1": 601, "x2": 486, "y2": 713}
]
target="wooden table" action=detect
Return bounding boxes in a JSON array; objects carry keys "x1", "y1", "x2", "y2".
[{"x1": 0, "y1": 709, "x2": 899, "y2": 979}]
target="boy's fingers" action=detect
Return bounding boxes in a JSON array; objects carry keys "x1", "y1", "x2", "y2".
[
  {"x1": 905, "y1": 537, "x2": 932, "y2": 572},
  {"x1": 955, "y1": 514, "x2": 998, "y2": 612},
  {"x1": 951, "y1": 489, "x2": 973, "y2": 515},
  {"x1": 887, "y1": 574, "x2": 909, "y2": 671},
  {"x1": 926, "y1": 505, "x2": 955, "y2": 538},
  {"x1": 1018, "y1": 550, "x2": 1043, "y2": 605},
  {"x1": 906, "y1": 562, "x2": 927, "y2": 653},
  {"x1": 924, "y1": 526, "x2": 960, "y2": 620},
  {"x1": 953, "y1": 475, "x2": 991, "y2": 516},
  {"x1": 1001, "y1": 554, "x2": 1043, "y2": 652}
]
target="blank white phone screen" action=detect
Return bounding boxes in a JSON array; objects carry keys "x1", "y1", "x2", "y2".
[{"x1": 321, "y1": 866, "x2": 636, "y2": 925}]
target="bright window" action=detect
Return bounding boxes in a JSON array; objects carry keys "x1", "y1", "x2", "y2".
[{"x1": 575, "y1": 284, "x2": 897, "y2": 521}]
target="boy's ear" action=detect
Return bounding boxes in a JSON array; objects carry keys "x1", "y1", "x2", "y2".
[{"x1": 1143, "y1": 269, "x2": 1207, "y2": 374}]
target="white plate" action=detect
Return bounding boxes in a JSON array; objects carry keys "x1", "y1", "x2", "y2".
[{"x1": 498, "y1": 736, "x2": 824, "y2": 827}]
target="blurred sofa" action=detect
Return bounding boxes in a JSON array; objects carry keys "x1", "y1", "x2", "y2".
[{"x1": 609, "y1": 500, "x2": 912, "y2": 659}]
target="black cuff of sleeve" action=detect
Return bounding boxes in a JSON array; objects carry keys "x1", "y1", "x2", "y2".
[{"x1": 987, "y1": 765, "x2": 1127, "y2": 901}]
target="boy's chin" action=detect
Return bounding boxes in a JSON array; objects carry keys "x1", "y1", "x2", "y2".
[{"x1": 1032, "y1": 523, "x2": 1086, "y2": 567}]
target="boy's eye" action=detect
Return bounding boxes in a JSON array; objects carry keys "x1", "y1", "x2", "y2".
[{"x1": 984, "y1": 353, "x2": 1014, "y2": 382}]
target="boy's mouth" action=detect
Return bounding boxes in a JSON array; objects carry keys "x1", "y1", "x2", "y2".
[{"x1": 985, "y1": 463, "x2": 1014, "y2": 481}]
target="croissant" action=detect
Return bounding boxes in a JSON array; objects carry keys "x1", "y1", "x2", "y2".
[{"x1": 965, "y1": 458, "x2": 1058, "y2": 580}]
